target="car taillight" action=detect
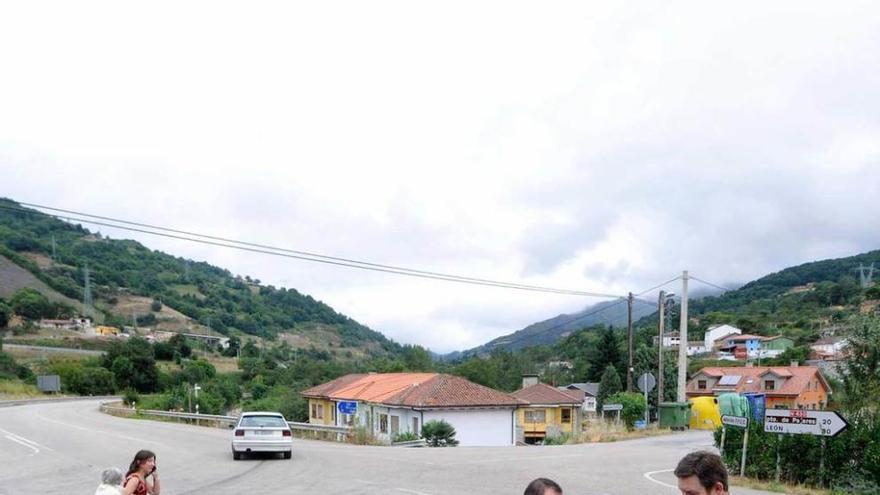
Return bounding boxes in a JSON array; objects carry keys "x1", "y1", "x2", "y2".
[
  {"x1": 235, "y1": 429, "x2": 245, "y2": 436},
  {"x1": 282, "y1": 430, "x2": 291, "y2": 437}
]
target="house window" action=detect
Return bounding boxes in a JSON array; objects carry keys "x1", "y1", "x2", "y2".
[
  {"x1": 412, "y1": 417, "x2": 420, "y2": 436},
  {"x1": 390, "y1": 415, "x2": 400, "y2": 436},
  {"x1": 698, "y1": 380, "x2": 707, "y2": 390},
  {"x1": 311, "y1": 403, "x2": 323, "y2": 419},
  {"x1": 524, "y1": 410, "x2": 546, "y2": 423},
  {"x1": 764, "y1": 380, "x2": 775, "y2": 391},
  {"x1": 561, "y1": 408, "x2": 571, "y2": 424},
  {"x1": 379, "y1": 414, "x2": 388, "y2": 434}
]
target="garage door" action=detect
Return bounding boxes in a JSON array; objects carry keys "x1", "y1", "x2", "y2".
[{"x1": 422, "y1": 409, "x2": 513, "y2": 447}]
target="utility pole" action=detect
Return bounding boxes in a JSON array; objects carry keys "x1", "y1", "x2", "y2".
[
  {"x1": 627, "y1": 292, "x2": 634, "y2": 392},
  {"x1": 678, "y1": 270, "x2": 689, "y2": 403},
  {"x1": 657, "y1": 290, "x2": 666, "y2": 408},
  {"x1": 82, "y1": 265, "x2": 93, "y2": 318}
]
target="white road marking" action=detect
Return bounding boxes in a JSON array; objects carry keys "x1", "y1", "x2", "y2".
[
  {"x1": 35, "y1": 409, "x2": 161, "y2": 446},
  {"x1": 644, "y1": 468, "x2": 678, "y2": 489},
  {"x1": 4, "y1": 434, "x2": 40, "y2": 454},
  {"x1": 397, "y1": 489, "x2": 433, "y2": 495}
]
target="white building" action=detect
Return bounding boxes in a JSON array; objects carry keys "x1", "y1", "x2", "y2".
[
  {"x1": 704, "y1": 324, "x2": 742, "y2": 352},
  {"x1": 302, "y1": 373, "x2": 522, "y2": 446}
]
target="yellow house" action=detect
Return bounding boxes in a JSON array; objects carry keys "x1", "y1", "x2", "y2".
[
  {"x1": 511, "y1": 382, "x2": 583, "y2": 444},
  {"x1": 307, "y1": 398, "x2": 337, "y2": 426}
]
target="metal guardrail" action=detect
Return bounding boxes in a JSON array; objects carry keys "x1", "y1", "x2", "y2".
[
  {"x1": 100, "y1": 403, "x2": 353, "y2": 436},
  {"x1": 288, "y1": 421, "x2": 352, "y2": 435},
  {"x1": 0, "y1": 395, "x2": 120, "y2": 408}
]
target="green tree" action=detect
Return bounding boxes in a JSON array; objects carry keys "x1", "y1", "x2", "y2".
[
  {"x1": 421, "y1": 420, "x2": 459, "y2": 447},
  {"x1": 102, "y1": 337, "x2": 159, "y2": 392},
  {"x1": 598, "y1": 364, "x2": 622, "y2": 409},
  {"x1": 588, "y1": 327, "x2": 622, "y2": 382},
  {"x1": 402, "y1": 345, "x2": 433, "y2": 371},
  {"x1": 182, "y1": 359, "x2": 217, "y2": 384},
  {"x1": 606, "y1": 391, "x2": 646, "y2": 429},
  {"x1": 168, "y1": 333, "x2": 192, "y2": 358},
  {"x1": 841, "y1": 316, "x2": 880, "y2": 417},
  {"x1": 10, "y1": 288, "x2": 53, "y2": 320},
  {"x1": 0, "y1": 300, "x2": 10, "y2": 327}
]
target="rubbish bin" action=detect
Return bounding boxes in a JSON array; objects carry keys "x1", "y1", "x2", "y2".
[{"x1": 659, "y1": 402, "x2": 691, "y2": 430}]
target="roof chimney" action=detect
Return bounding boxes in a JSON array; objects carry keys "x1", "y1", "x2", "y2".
[
  {"x1": 790, "y1": 361, "x2": 799, "y2": 367},
  {"x1": 522, "y1": 374, "x2": 539, "y2": 388}
]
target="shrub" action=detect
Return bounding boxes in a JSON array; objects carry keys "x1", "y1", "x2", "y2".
[
  {"x1": 123, "y1": 389, "x2": 140, "y2": 406},
  {"x1": 542, "y1": 432, "x2": 572, "y2": 445},
  {"x1": 392, "y1": 431, "x2": 420, "y2": 443},
  {"x1": 605, "y1": 391, "x2": 646, "y2": 430},
  {"x1": 421, "y1": 420, "x2": 459, "y2": 447}
]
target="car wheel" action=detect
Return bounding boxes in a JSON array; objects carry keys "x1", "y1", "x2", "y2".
[
  {"x1": 283, "y1": 451, "x2": 292, "y2": 460},
  {"x1": 233, "y1": 451, "x2": 241, "y2": 460}
]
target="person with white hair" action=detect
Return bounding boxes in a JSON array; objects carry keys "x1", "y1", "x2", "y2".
[{"x1": 95, "y1": 467, "x2": 124, "y2": 495}]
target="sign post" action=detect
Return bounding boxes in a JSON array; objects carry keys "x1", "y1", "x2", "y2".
[
  {"x1": 602, "y1": 403, "x2": 623, "y2": 424},
  {"x1": 721, "y1": 415, "x2": 749, "y2": 474},
  {"x1": 637, "y1": 373, "x2": 656, "y2": 425}
]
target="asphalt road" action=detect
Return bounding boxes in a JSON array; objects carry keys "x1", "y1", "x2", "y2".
[{"x1": 0, "y1": 399, "x2": 774, "y2": 495}]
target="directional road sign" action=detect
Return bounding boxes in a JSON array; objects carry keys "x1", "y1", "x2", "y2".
[
  {"x1": 721, "y1": 415, "x2": 749, "y2": 428},
  {"x1": 637, "y1": 373, "x2": 656, "y2": 393},
  {"x1": 763, "y1": 409, "x2": 848, "y2": 437},
  {"x1": 602, "y1": 403, "x2": 623, "y2": 411},
  {"x1": 337, "y1": 401, "x2": 358, "y2": 415}
]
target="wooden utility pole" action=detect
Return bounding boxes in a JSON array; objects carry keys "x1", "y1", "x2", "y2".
[
  {"x1": 627, "y1": 292, "x2": 634, "y2": 392},
  {"x1": 678, "y1": 271, "x2": 689, "y2": 402},
  {"x1": 657, "y1": 290, "x2": 666, "y2": 407}
]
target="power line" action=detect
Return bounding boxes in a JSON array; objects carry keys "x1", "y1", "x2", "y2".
[
  {"x1": 0, "y1": 202, "x2": 624, "y2": 298},
  {"x1": 689, "y1": 276, "x2": 735, "y2": 293},
  {"x1": 487, "y1": 276, "x2": 674, "y2": 350},
  {"x1": 634, "y1": 276, "x2": 681, "y2": 297},
  {"x1": 491, "y1": 298, "x2": 629, "y2": 349}
]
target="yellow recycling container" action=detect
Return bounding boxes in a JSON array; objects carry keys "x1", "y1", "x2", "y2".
[{"x1": 689, "y1": 396, "x2": 722, "y2": 430}]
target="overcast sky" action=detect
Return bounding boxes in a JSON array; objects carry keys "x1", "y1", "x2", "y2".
[{"x1": 2, "y1": 1, "x2": 879, "y2": 352}]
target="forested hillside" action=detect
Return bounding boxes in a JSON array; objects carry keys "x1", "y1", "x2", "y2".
[{"x1": 0, "y1": 198, "x2": 398, "y2": 355}]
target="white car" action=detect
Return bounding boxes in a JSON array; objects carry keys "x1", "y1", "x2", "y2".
[{"x1": 231, "y1": 411, "x2": 292, "y2": 460}]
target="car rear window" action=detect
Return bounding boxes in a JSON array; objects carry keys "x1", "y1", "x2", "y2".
[{"x1": 240, "y1": 415, "x2": 288, "y2": 427}]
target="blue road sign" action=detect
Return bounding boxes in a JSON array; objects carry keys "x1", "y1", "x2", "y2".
[{"x1": 337, "y1": 401, "x2": 357, "y2": 415}]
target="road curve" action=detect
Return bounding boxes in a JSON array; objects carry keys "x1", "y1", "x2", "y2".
[{"x1": 0, "y1": 399, "x2": 773, "y2": 495}]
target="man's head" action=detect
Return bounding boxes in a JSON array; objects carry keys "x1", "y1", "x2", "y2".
[
  {"x1": 100, "y1": 467, "x2": 123, "y2": 486},
  {"x1": 674, "y1": 451, "x2": 729, "y2": 495},
  {"x1": 524, "y1": 477, "x2": 563, "y2": 495}
]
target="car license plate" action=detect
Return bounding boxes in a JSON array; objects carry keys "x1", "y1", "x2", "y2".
[{"x1": 257, "y1": 430, "x2": 274, "y2": 435}]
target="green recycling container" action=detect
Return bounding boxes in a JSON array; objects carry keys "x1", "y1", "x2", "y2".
[{"x1": 659, "y1": 402, "x2": 691, "y2": 430}]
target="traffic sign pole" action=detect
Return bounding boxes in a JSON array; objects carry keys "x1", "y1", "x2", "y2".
[{"x1": 741, "y1": 427, "x2": 749, "y2": 477}]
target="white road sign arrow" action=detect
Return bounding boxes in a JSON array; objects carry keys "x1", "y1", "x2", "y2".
[{"x1": 763, "y1": 409, "x2": 848, "y2": 437}]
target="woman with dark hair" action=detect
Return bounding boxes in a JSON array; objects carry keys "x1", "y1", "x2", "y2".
[{"x1": 122, "y1": 450, "x2": 161, "y2": 495}]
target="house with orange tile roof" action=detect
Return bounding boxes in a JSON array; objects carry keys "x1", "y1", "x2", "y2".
[
  {"x1": 511, "y1": 379, "x2": 583, "y2": 444},
  {"x1": 686, "y1": 363, "x2": 832, "y2": 410},
  {"x1": 300, "y1": 372, "x2": 524, "y2": 446}
]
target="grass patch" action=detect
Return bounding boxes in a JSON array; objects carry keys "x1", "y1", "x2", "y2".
[
  {"x1": 730, "y1": 476, "x2": 835, "y2": 495},
  {"x1": 0, "y1": 379, "x2": 44, "y2": 399},
  {"x1": 575, "y1": 421, "x2": 675, "y2": 443}
]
